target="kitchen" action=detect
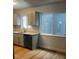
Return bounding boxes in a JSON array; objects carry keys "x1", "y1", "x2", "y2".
[{"x1": 13, "y1": 0, "x2": 66, "y2": 59}]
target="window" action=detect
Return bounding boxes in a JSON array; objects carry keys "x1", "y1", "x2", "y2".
[
  {"x1": 40, "y1": 13, "x2": 53, "y2": 34},
  {"x1": 22, "y1": 16, "x2": 28, "y2": 28},
  {"x1": 16, "y1": 15, "x2": 28, "y2": 29},
  {"x1": 16, "y1": 15, "x2": 21, "y2": 26},
  {"x1": 40, "y1": 12, "x2": 66, "y2": 37}
]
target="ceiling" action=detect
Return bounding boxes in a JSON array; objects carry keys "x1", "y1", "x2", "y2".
[{"x1": 13, "y1": 0, "x2": 65, "y2": 9}]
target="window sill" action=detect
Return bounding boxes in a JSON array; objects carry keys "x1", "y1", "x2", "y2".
[{"x1": 40, "y1": 33, "x2": 66, "y2": 37}]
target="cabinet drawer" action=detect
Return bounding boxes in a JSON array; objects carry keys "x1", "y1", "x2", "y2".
[
  {"x1": 13, "y1": 36, "x2": 19, "y2": 45},
  {"x1": 14, "y1": 37, "x2": 18, "y2": 42},
  {"x1": 13, "y1": 33, "x2": 20, "y2": 45},
  {"x1": 19, "y1": 38, "x2": 24, "y2": 46}
]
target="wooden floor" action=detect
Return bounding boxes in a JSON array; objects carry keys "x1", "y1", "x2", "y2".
[{"x1": 14, "y1": 46, "x2": 66, "y2": 59}]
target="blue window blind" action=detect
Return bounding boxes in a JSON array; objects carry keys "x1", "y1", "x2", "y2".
[
  {"x1": 40, "y1": 13, "x2": 53, "y2": 34},
  {"x1": 40, "y1": 13, "x2": 66, "y2": 36},
  {"x1": 53, "y1": 13, "x2": 66, "y2": 35},
  {"x1": 16, "y1": 15, "x2": 21, "y2": 26}
]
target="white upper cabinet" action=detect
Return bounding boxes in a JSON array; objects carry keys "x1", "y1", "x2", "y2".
[
  {"x1": 13, "y1": 11, "x2": 39, "y2": 27},
  {"x1": 13, "y1": 13, "x2": 21, "y2": 26},
  {"x1": 28, "y1": 11, "x2": 38, "y2": 25}
]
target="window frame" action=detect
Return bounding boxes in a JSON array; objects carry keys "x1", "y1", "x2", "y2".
[{"x1": 39, "y1": 12, "x2": 66, "y2": 37}]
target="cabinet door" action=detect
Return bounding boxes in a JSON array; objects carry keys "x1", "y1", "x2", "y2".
[
  {"x1": 13, "y1": 34, "x2": 19, "y2": 45},
  {"x1": 13, "y1": 13, "x2": 21, "y2": 26},
  {"x1": 32, "y1": 35, "x2": 38, "y2": 49},
  {"x1": 28, "y1": 12, "x2": 36, "y2": 25},
  {"x1": 18, "y1": 34, "x2": 24, "y2": 46}
]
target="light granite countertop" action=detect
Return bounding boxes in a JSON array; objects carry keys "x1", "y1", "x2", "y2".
[{"x1": 13, "y1": 30, "x2": 39, "y2": 35}]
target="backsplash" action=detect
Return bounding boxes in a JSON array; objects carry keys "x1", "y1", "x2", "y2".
[
  {"x1": 13, "y1": 25, "x2": 39, "y2": 33},
  {"x1": 13, "y1": 25, "x2": 21, "y2": 31},
  {"x1": 25, "y1": 25, "x2": 39, "y2": 33}
]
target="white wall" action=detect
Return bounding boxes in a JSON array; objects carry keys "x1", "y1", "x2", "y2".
[
  {"x1": 38, "y1": 35, "x2": 66, "y2": 53},
  {"x1": 15, "y1": 2, "x2": 66, "y2": 15}
]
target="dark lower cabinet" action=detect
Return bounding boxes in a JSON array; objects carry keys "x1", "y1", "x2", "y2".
[
  {"x1": 23, "y1": 34, "x2": 38, "y2": 50},
  {"x1": 24, "y1": 34, "x2": 32, "y2": 49}
]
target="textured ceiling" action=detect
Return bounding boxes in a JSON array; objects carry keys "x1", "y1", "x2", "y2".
[{"x1": 13, "y1": 0, "x2": 65, "y2": 9}]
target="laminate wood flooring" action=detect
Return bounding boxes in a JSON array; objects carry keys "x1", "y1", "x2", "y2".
[{"x1": 14, "y1": 46, "x2": 66, "y2": 59}]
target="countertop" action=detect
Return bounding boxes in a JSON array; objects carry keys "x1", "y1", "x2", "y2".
[{"x1": 13, "y1": 31, "x2": 39, "y2": 35}]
